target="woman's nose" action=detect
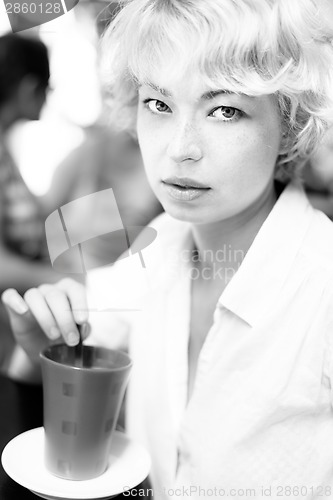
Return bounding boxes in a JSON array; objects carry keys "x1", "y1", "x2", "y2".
[{"x1": 167, "y1": 121, "x2": 203, "y2": 163}]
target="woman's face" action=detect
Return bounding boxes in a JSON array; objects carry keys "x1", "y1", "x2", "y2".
[{"x1": 136, "y1": 69, "x2": 282, "y2": 224}]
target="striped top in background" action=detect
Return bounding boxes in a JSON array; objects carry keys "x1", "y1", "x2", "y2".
[{"x1": 0, "y1": 139, "x2": 45, "y2": 260}]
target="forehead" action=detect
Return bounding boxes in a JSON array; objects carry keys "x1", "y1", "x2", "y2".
[
  {"x1": 137, "y1": 67, "x2": 260, "y2": 104},
  {"x1": 138, "y1": 72, "x2": 236, "y2": 102}
]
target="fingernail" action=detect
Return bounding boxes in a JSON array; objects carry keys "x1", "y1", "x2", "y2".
[
  {"x1": 67, "y1": 331, "x2": 79, "y2": 346},
  {"x1": 76, "y1": 311, "x2": 87, "y2": 323},
  {"x1": 80, "y1": 322, "x2": 90, "y2": 340},
  {"x1": 7, "y1": 297, "x2": 29, "y2": 315},
  {"x1": 49, "y1": 326, "x2": 61, "y2": 340}
]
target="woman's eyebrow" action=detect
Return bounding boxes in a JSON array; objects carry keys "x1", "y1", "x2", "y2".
[
  {"x1": 138, "y1": 81, "x2": 172, "y2": 97},
  {"x1": 201, "y1": 89, "x2": 254, "y2": 101},
  {"x1": 201, "y1": 89, "x2": 234, "y2": 100},
  {"x1": 139, "y1": 82, "x2": 231, "y2": 99},
  {"x1": 138, "y1": 82, "x2": 253, "y2": 102}
]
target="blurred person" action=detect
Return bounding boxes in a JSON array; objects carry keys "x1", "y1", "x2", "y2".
[
  {"x1": 44, "y1": 124, "x2": 162, "y2": 269},
  {"x1": 0, "y1": 34, "x2": 80, "y2": 373},
  {"x1": 38, "y1": 0, "x2": 162, "y2": 270},
  {"x1": 3, "y1": 1, "x2": 333, "y2": 499}
]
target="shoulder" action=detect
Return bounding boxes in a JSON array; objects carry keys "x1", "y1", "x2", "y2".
[
  {"x1": 301, "y1": 205, "x2": 333, "y2": 275},
  {"x1": 86, "y1": 212, "x2": 189, "y2": 345},
  {"x1": 296, "y1": 202, "x2": 333, "y2": 323},
  {"x1": 87, "y1": 212, "x2": 189, "y2": 301},
  {"x1": 280, "y1": 182, "x2": 333, "y2": 277}
]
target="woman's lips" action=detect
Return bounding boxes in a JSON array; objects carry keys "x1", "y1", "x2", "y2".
[
  {"x1": 162, "y1": 178, "x2": 211, "y2": 202},
  {"x1": 163, "y1": 176, "x2": 210, "y2": 189}
]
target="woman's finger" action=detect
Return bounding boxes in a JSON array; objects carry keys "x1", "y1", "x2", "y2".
[
  {"x1": 38, "y1": 285, "x2": 81, "y2": 346},
  {"x1": 1, "y1": 288, "x2": 29, "y2": 315},
  {"x1": 23, "y1": 288, "x2": 61, "y2": 341},
  {"x1": 57, "y1": 278, "x2": 89, "y2": 325}
]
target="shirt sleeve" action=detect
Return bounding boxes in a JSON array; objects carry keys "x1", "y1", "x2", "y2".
[
  {"x1": 85, "y1": 252, "x2": 151, "y2": 351},
  {"x1": 85, "y1": 212, "x2": 172, "y2": 351}
]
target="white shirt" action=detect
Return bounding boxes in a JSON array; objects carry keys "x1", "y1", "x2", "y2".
[{"x1": 87, "y1": 181, "x2": 333, "y2": 500}]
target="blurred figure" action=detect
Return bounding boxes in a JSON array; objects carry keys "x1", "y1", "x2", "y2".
[
  {"x1": 44, "y1": 124, "x2": 163, "y2": 269},
  {"x1": 40, "y1": 0, "x2": 162, "y2": 270},
  {"x1": 0, "y1": 34, "x2": 49, "y2": 264},
  {"x1": 0, "y1": 34, "x2": 78, "y2": 372}
]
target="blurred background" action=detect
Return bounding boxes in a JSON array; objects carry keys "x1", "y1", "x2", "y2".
[
  {"x1": 0, "y1": 0, "x2": 162, "y2": 265},
  {"x1": 0, "y1": 0, "x2": 162, "y2": 371},
  {"x1": 0, "y1": 0, "x2": 116, "y2": 197}
]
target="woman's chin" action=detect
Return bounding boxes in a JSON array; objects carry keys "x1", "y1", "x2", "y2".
[{"x1": 162, "y1": 202, "x2": 218, "y2": 225}]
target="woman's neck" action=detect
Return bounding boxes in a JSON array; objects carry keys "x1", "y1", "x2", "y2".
[{"x1": 190, "y1": 181, "x2": 278, "y2": 277}]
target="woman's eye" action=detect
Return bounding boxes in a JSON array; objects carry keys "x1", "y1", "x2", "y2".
[
  {"x1": 144, "y1": 99, "x2": 171, "y2": 114},
  {"x1": 209, "y1": 106, "x2": 241, "y2": 121}
]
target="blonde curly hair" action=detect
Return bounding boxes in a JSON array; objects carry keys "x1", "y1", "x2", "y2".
[{"x1": 100, "y1": 0, "x2": 333, "y2": 181}]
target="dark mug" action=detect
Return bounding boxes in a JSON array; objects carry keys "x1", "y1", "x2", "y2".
[{"x1": 40, "y1": 344, "x2": 132, "y2": 480}]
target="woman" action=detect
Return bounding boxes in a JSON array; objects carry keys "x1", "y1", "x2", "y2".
[{"x1": 3, "y1": 1, "x2": 333, "y2": 497}]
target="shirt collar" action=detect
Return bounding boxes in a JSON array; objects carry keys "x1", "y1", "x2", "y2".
[{"x1": 218, "y1": 181, "x2": 314, "y2": 327}]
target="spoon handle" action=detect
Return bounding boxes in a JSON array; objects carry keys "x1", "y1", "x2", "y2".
[{"x1": 75, "y1": 324, "x2": 84, "y2": 367}]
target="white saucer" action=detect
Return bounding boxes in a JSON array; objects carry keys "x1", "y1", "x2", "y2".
[{"x1": 1, "y1": 427, "x2": 151, "y2": 500}]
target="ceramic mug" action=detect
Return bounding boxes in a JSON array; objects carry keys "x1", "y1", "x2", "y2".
[{"x1": 40, "y1": 344, "x2": 132, "y2": 480}]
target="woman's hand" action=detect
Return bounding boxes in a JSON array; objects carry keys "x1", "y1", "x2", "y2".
[{"x1": 1, "y1": 278, "x2": 90, "y2": 366}]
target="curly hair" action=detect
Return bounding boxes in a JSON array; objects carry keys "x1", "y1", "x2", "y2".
[{"x1": 100, "y1": 0, "x2": 333, "y2": 181}]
